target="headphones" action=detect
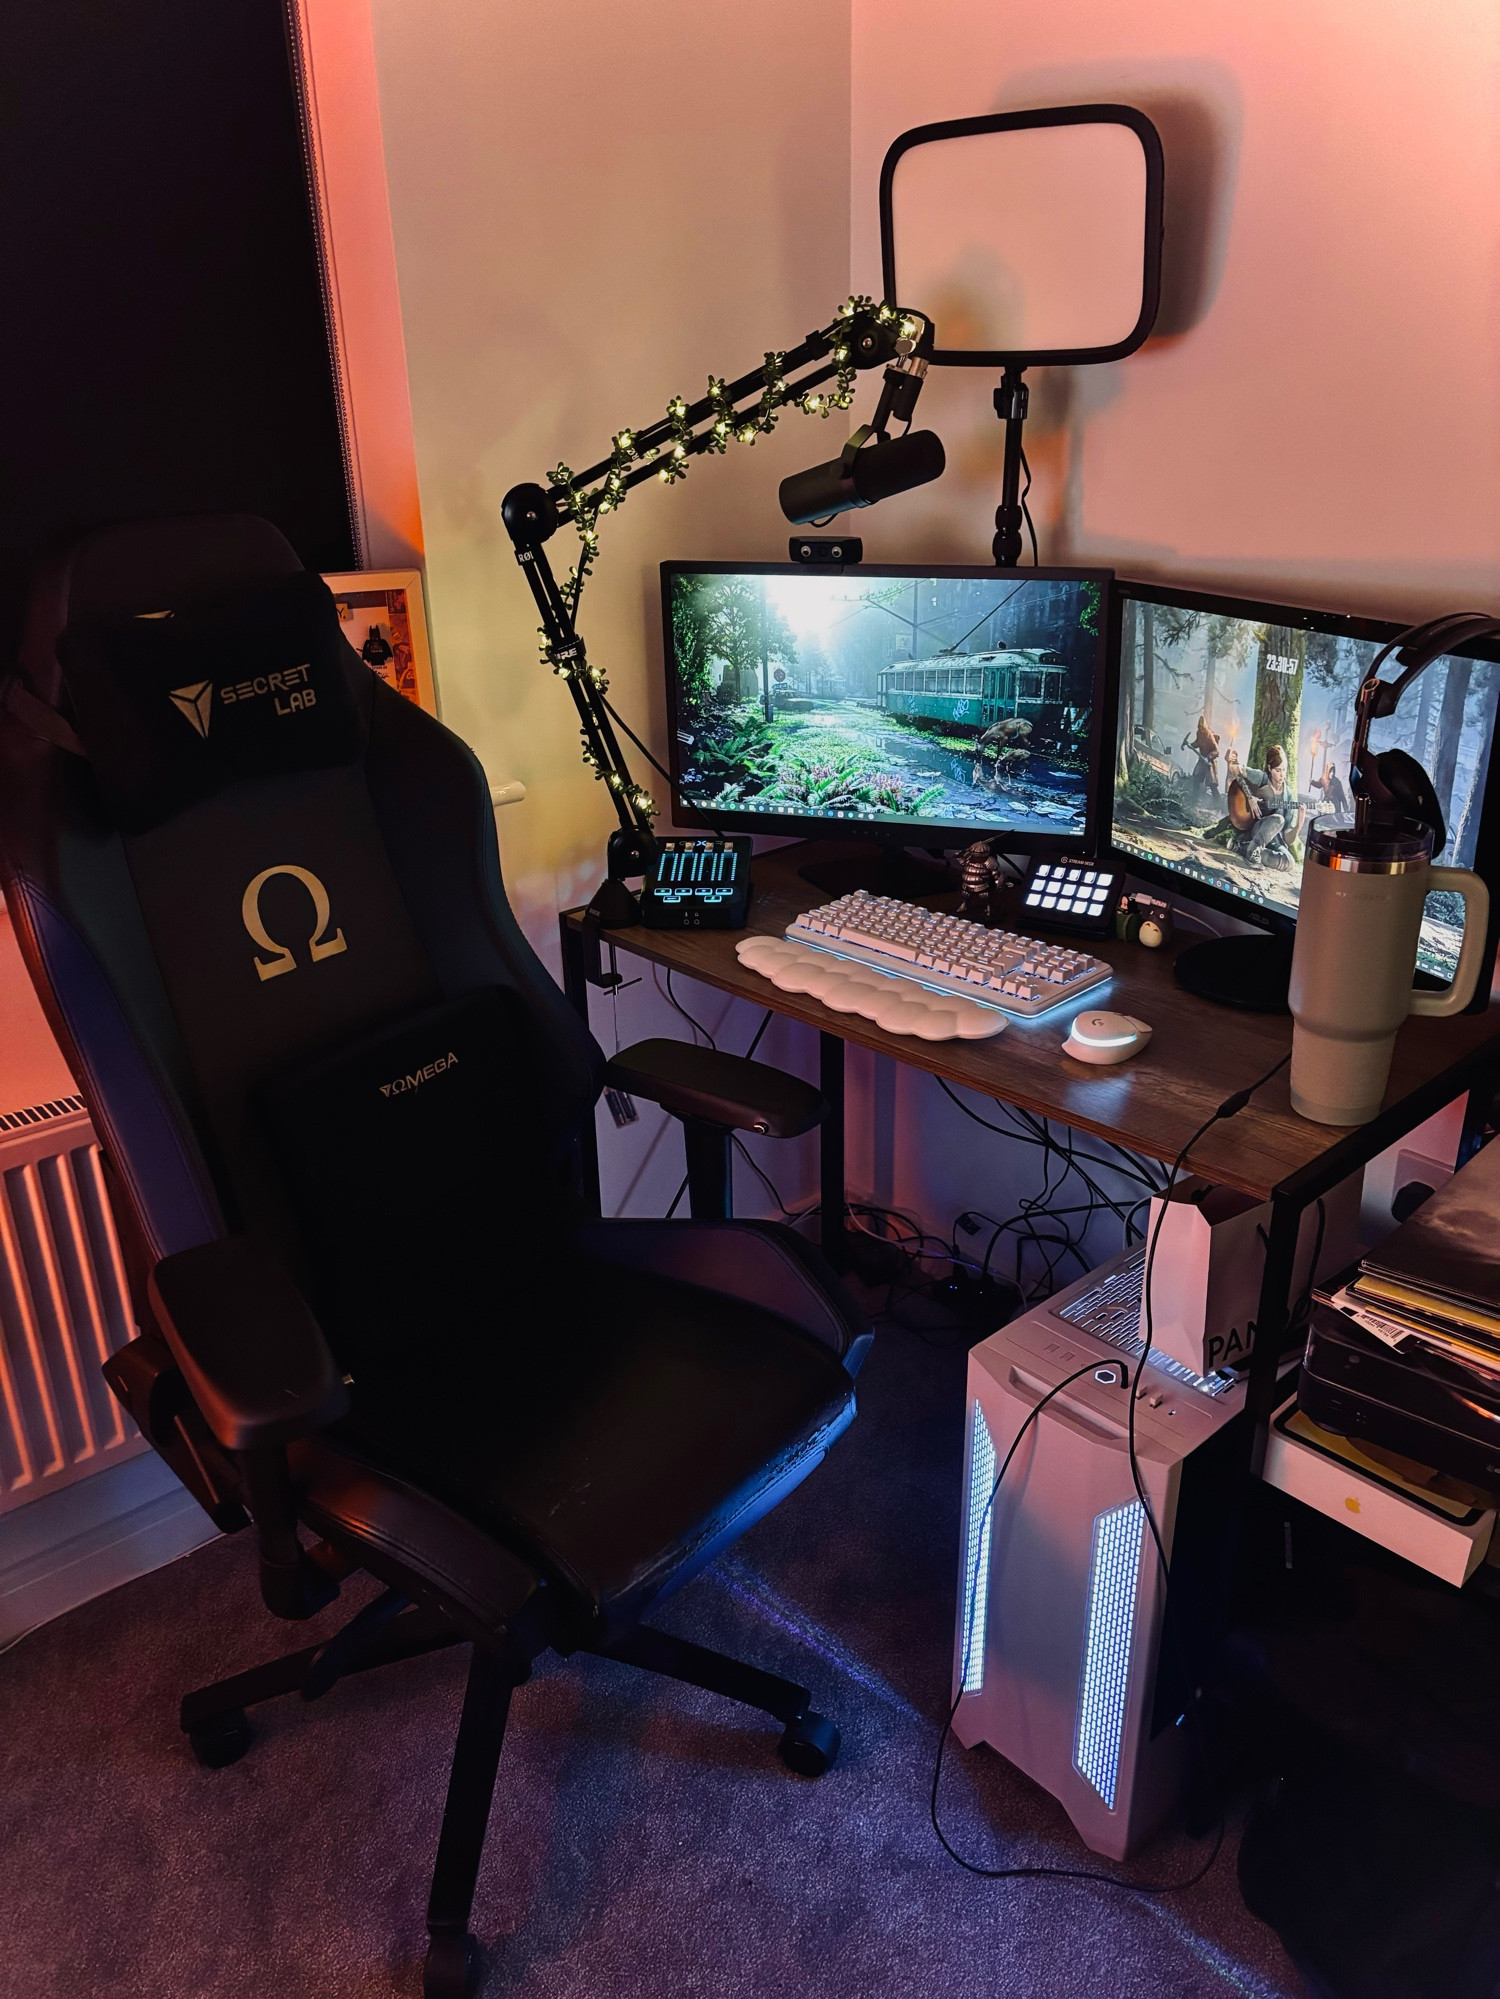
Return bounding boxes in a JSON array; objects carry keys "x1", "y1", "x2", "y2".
[{"x1": 1349, "y1": 612, "x2": 1500, "y2": 851}]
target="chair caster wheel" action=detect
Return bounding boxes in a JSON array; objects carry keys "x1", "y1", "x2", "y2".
[
  {"x1": 188, "y1": 1710, "x2": 251, "y2": 1768},
  {"x1": 778, "y1": 1711, "x2": 839, "y2": 1776},
  {"x1": 424, "y1": 1930, "x2": 481, "y2": 1999}
]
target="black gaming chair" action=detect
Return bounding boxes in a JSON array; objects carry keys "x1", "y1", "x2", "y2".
[{"x1": 0, "y1": 516, "x2": 869, "y2": 1999}]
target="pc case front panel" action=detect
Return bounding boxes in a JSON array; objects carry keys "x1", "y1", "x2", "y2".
[
  {"x1": 956, "y1": 1335, "x2": 1175, "y2": 1859},
  {"x1": 953, "y1": 1275, "x2": 1242, "y2": 1862}
]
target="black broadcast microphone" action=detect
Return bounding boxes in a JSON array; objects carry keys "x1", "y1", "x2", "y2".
[{"x1": 779, "y1": 429, "x2": 946, "y2": 525}]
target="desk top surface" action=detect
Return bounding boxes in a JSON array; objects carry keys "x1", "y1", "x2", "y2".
[{"x1": 565, "y1": 844, "x2": 1500, "y2": 1203}]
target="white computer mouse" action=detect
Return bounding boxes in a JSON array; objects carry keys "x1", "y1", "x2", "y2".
[{"x1": 1063, "y1": 1010, "x2": 1153, "y2": 1066}]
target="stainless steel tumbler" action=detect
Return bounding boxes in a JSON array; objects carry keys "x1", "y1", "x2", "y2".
[{"x1": 1288, "y1": 825, "x2": 1489, "y2": 1125}]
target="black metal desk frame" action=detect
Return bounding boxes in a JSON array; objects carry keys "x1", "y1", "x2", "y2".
[{"x1": 560, "y1": 910, "x2": 1500, "y2": 1453}]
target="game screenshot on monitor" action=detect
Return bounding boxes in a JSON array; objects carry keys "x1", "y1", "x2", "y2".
[
  {"x1": 1110, "y1": 584, "x2": 1500, "y2": 982},
  {"x1": 663, "y1": 565, "x2": 1107, "y2": 844}
]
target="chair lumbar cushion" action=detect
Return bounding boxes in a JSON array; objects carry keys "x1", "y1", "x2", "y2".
[{"x1": 256, "y1": 986, "x2": 567, "y2": 1363}]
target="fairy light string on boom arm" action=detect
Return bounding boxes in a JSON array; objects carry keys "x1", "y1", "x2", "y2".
[{"x1": 500, "y1": 297, "x2": 936, "y2": 922}]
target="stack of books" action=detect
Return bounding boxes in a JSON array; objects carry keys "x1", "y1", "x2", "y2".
[{"x1": 1317, "y1": 1134, "x2": 1500, "y2": 1386}]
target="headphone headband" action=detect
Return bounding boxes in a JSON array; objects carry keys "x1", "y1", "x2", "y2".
[{"x1": 1351, "y1": 610, "x2": 1500, "y2": 843}]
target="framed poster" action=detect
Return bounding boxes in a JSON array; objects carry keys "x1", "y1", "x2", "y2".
[{"x1": 322, "y1": 568, "x2": 437, "y2": 715}]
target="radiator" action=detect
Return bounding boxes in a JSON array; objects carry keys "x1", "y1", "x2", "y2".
[{"x1": 0, "y1": 1097, "x2": 142, "y2": 1513}]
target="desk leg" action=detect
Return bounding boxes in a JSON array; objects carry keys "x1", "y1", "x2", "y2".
[
  {"x1": 1245, "y1": 1191, "x2": 1302, "y2": 1472},
  {"x1": 558, "y1": 915, "x2": 603, "y2": 1217},
  {"x1": 819, "y1": 1032, "x2": 848, "y2": 1272}
]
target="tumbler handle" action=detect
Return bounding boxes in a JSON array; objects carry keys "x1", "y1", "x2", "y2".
[{"x1": 1410, "y1": 867, "x2": 1491, "y2": 1017}]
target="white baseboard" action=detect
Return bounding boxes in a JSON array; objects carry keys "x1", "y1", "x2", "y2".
[{"x1": 0, "y1": 1452, "x2": 220, "y2": 1648}]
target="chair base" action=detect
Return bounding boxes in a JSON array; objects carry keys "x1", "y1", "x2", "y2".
[
  {"x1": 178, "y1": 1594, "x2": 839, "y2": 1992},
  {"x1": 179, "y1": 1592, "x2": 463, "y2": 1744}
]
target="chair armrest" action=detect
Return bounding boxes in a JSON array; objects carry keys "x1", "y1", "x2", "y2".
[
  {"x1": 605, "y1": 1039, "x2": 825, "y2": 1136},
  {"x1": 148, "y1": 1236, "x2": 349, "y2": 1452}
]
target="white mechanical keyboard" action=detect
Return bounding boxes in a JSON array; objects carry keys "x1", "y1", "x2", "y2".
[{"x1": 784, "y1": 890, "x2": 1111, "y2": 1020}]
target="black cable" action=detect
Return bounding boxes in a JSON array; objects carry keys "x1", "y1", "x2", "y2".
[
  {"x1": 602, "y1": 696, "x2": 672, "y2": 787},
  {"x1": 600, "y1": 695, "x2": 734, "y2": 846},
  {"x1": 938, "y1": 1082, "x2": 1165, "y2": 1204},
  {"x1": 663, "y1": 1172, "x2": 689, "y2": 1220},
  {"x1": 1018, "y1": 445, "x2": 1039, "y2": 567},
  {"x1": 660, "y1": 967, "x2": 717, "y2": 1050},
  {"x1": 744, "y1": 1009, "x2": 773, "y2": 1060},
  {"x1": 732, "y1": 1136, "x2": 797, "y2": 1218},
  {"x1": 1011, "y1": 1106, "x2": 1168, "y2": 1200},
  {"x1": 1287, "y1": 1197, "x2": 1326, "y2": 1341},
  {"x1": 933, "y1": 1361, "x2": 1224, "y2": 1891},
  {"x1": 936, "y1": 1080, "x2": 1161, "y2": 1281}
]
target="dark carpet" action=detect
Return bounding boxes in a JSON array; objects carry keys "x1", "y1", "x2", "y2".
[{"x1": 0, "y1": 1301, "x2": 1307, "y2": 1999}]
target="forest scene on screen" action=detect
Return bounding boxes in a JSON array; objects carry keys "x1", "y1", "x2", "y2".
[
  {"x1": 669, "y1": 572, "x2": 1100, "y2": 833},
  {"x1": 1112, "y1": 600, "x2": 1498, "y2": 978}
]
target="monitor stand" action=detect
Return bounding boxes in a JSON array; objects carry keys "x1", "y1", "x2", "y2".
[
  {"x1": 1174, "y1": 932, "x2": 1294, "y2": 1014},
  {"x1": 797, "y1": 844, "x2": 955, "y2": 901}
]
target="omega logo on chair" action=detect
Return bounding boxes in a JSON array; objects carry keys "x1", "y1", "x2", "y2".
[{"x1": 241, "y1": 865, "x2": 347, "y2": 982}]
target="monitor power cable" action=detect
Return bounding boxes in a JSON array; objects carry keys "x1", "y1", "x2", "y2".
[{"x1": 1018, "y1": 444, "x2": 1039, "y2": 567}]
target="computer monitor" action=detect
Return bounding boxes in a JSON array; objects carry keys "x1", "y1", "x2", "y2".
[
  {"x1": 662, "y1": 563, "x2": 1112, "y2": 891},
  {"x1": 1109, "y1": 578, "x2": 1500, "y2": 1006}
]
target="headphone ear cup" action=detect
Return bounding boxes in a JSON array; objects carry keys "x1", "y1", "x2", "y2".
[{"x1": 1370, "y1": 747, "x2": 1447, "y2": 852}]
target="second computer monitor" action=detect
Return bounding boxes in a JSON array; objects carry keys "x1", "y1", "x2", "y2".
[
  {"x1": 662, "y1": 563, "x2": 1113, "y2": 853},
  {"x1": 1110, "y1": 579, "x2": 1500, "y2": 984}
]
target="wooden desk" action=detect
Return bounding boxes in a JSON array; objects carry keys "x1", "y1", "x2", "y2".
[{"x1": 561, "y1": 842, "x2": 1500, "y2": 1423}]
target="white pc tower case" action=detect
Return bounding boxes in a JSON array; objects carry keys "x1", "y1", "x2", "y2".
[{"x1": 953, "y1": 1248, "x2": 1248, "y2": 1861}]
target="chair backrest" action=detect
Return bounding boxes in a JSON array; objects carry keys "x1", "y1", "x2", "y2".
[{"x1": 0, "y1": 516, "x2": 603, "y2": 1360}]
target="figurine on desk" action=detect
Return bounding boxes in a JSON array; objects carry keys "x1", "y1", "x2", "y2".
[
  {"x1": 954, "y1": 838, "x2": 1012, "y2": 925},
  {"x1": 1116, "y1": 891, "x2": 1174, "y2": 949}
]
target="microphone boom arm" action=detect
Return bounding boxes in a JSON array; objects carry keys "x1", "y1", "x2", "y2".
[{"x1": 500, "y1": 298, "x2": 933, "y2": 872}]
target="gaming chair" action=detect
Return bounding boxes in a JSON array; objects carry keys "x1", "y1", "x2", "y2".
[{"x1": 0, "y1": 515, "x2": 869, "y2": 1999}]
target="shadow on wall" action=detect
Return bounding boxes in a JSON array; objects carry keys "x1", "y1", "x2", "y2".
[
  {"x1": 999, "y1": 64, "x2": 1245, "y2": 337},
  {"x1": 985, "y1": 65, "x2": 1245, "y2": 560}
]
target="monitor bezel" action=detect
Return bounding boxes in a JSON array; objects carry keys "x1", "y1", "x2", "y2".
[
  {"x1": 1107, "y1": 575, "x2": 1500, "y2": 975},
  {"x1": 660, "y1": 561, "x2": 1115, "y2": 855}
]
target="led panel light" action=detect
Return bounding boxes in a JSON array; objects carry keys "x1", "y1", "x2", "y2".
[
  {"x1": 960, "y1": 1403, "x2": 996, "y2": 1695},
  {"x1": 1073, "y1": 1498, "x2": 1145, "y2": 1808}
]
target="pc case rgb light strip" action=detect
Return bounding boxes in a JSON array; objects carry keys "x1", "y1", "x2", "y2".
[
  {"x1": 1073, "y1": 1498, "x2": 1146, "y2": 1808},
  {"x1": 960, "y1": 1404, "x2": 996, "y2": 1695}
]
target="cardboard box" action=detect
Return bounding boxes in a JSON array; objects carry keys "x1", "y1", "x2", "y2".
[{"x1": 1263, "y1": 1398, "x2": 1494, "y2": 1587}]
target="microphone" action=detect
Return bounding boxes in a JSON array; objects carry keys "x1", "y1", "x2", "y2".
[{"x1": 779, "y1": 429, "x2": 946, "y2": 524}]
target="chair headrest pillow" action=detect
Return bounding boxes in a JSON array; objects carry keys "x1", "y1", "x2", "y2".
[{"x1": 56, "y1": 570, "x2": 361, "y2": 831}]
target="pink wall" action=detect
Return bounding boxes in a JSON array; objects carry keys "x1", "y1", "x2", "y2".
[
  {"x1": 852, "y1": 0, "x2": 1500, "y2": 618},
  {"x1": 360, "y1": 0, "x2": 1493, "y2": 1242},
  {"x1": 368, "y1": 0, "x2": 853, "y2": 946},
  {"x1": 367, "y1": 0, "x2": 852, "y2": 1219},
  {"x1": 847, "y1": 0, "x2": 1499, "y2": 1247}
]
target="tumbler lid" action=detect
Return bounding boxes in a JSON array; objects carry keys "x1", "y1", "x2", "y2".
[{"x1": 1308, "y1": 822, "x2": 1433, "y2": 873}]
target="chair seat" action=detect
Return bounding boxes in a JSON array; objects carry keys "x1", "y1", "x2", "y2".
[{"x1": 326, "y1": 1260, "x2": 855, "y2": 1636}]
